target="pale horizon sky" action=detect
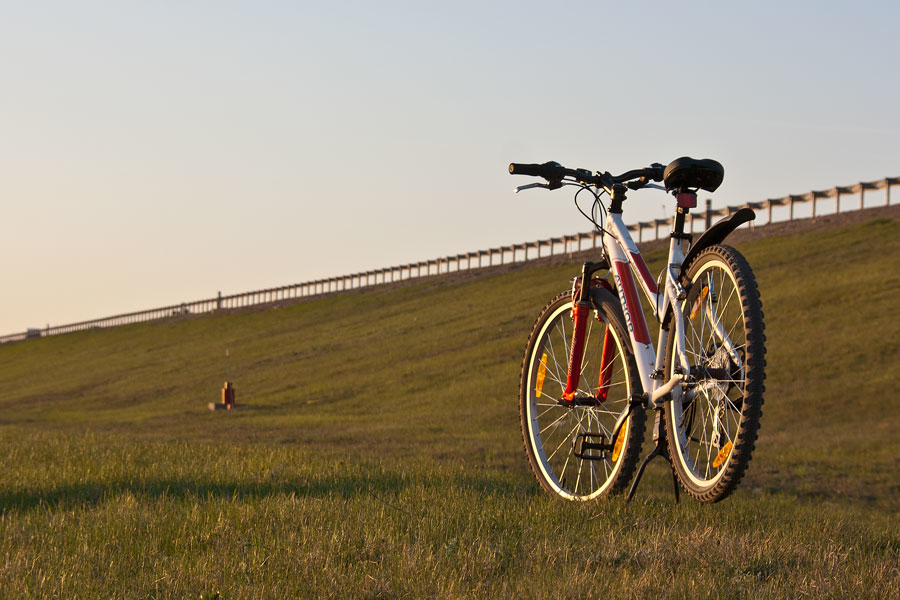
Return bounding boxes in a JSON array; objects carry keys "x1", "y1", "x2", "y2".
[{"x1": 2, "y1": 1, "x2": 898, "y2": 334}]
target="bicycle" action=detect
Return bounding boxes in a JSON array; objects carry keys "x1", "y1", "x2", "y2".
[{"x1": 510, "y1": 157, "x2": 766, "y2": 503}]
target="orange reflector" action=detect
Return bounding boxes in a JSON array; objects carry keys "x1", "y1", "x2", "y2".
[
  {"x1": 535, "y1": 353, "x2": 548, "y2": 398},
  {"x1": 611, "y1": 427, "x2": 626, "y2": 462},
  {"x1": 712, "y1": 441, "x2": 733, "y2": 468},
  {"x1": 690, "y1": 286, "x2": 709, "y2": 320}
]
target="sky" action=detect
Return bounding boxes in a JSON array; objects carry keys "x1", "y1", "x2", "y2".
[{"x1": 1, "y1": 1, "x2": 898, "y2": 334}]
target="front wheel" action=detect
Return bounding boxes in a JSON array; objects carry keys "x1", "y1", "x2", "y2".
[
  {"x1": 520, "y1": 287, "x2": 645, "y2": 501},
  {"x1": 664, "y1": 244, "x2": 766, "y2": 502}
]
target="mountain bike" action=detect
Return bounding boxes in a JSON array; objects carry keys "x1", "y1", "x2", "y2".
[{"x1": 510, "y1": 157, "x2": 766, "y2": 503}]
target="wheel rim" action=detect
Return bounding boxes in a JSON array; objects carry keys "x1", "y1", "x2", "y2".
[
  {"x1": 526, "y1": 300, "x2": 632, "y2": 500},
  {"x1": 670, "y1": 258, "x2": 747, "y2": 488}
]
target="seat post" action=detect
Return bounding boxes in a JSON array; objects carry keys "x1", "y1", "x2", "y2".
[
  {"x1": 671, "y1": 191, "x2": 697, "y2": 240},
  {"x1": 673, "y1": 207, "x2": 687, "y2": 236}
]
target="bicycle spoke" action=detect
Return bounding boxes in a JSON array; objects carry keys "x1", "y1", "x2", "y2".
[
  {"x1": 536, "y1": 403, "x2": 562, "y2": 420},
  {"x1": 545, "y1": 335, "x2": 566, "y2": 384},
  {"x1": 574, "y1": 455, "x2": 585, "y2": 494},
  {"x1": 539, "y1": 410, "x2": 570, "y2": 437},
  {"x1": 547, "y1": 419, "x2": 581, "y2": 463}
]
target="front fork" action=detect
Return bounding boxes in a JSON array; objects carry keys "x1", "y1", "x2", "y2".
[
  {"x1": 561, "y1": 262, "x2": 611, "y2": 403},
  {"x1": 561, "y1": 298, "x2": 591, "y2": 402}
]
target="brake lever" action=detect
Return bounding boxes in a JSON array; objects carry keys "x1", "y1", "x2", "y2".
[
  {"x1": 515, "y1": 182, "x2": 551, "y2": 193},
  {"x1": 626, "y1": 179, "x2": 646, "y2": 191}
]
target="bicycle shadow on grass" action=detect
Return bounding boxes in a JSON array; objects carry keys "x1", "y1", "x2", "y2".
[{"x1": 0, "y1": 471, "x2": 538, "y2": 514}]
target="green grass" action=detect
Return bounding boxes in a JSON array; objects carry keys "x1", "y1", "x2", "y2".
[{"x1": 1, "y1": 217, "x2": 899, "y2": 598}]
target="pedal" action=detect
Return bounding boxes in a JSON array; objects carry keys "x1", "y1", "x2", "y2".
[{"x1": 573, "y1": 432, "x2": 612, "y2": 460}]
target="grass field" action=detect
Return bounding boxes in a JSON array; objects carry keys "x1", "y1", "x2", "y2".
[{"x1": 2, "y1": 215, "x2": 899, "y2": 598}]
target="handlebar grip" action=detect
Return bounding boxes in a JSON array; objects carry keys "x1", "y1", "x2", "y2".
[
  {"x1": 508, "y1": 161, "x2": 566, "y2": 180},
  {"x1": 509, "y1": 162, "x2": 545, "y2": 176}
]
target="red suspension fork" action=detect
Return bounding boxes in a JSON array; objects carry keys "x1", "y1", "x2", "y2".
[
  {"x1": 594, "y1": 278, "x2": 616, "y2": 401},
  {"x1": 561, "y1": 263, "x2": 610, "y2": 403},
  {"x1": 595, "y1": 327, "x2": 615, "y2": 401},
  {"x1": 562, "y1": 300, "x2": 590, "y2": 402}
]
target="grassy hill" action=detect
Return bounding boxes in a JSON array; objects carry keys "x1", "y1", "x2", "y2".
[{"x1": 1, "y1": 213, "x2": 899, "y2": 598}]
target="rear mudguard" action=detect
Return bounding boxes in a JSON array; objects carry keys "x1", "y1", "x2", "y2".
[{"x1": 680, "y1": 208, "x2": 755, "y2": 283}]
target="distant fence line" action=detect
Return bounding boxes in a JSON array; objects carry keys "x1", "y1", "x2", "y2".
[{"x1": 2, "y1": 176, "x2": 897, "y2": 344}]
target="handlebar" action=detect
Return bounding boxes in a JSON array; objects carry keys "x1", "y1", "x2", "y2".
[{"x1": 509, "y1": 160, "x2": 664, "y2": 190}]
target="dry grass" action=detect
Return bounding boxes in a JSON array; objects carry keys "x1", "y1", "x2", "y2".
[{"x1": 1, "y1": 215, "x2": 899, "y2": 598}]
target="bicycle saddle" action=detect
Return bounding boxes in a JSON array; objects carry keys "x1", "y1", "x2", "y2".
[{"x1": 663, "y1": 157, "x2": 724, "y2": 193}]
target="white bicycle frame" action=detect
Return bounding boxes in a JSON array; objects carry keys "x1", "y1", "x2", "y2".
[{"x1": 601, "y1": 205, "x2": 707, "y2": 409}]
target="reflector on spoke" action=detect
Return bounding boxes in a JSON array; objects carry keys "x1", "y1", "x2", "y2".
[
  {"x1": 536, "y1": 353, "x2": 548, "y2": 398},
  {"x1": 611, "y1": 428, "x2": 625, "y2": 462},
  {"x1": 691, "y1": 285, "x2": 709, "y2": 320},
  {"x1": 712, "y1": 441, "x2": 732, "y2": 468}
]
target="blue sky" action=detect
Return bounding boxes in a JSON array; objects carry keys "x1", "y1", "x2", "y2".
[{"x1": 1, "y1": 1, "x2": 898, "y2": 333}]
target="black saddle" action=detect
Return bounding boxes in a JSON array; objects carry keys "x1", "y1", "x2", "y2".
[{"x1": 663, "y1": 157, "x2": 724, "y2": 193}]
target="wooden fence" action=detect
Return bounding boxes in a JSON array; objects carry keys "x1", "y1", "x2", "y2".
[{"x1": 2, "y1": 176, "x2": 896, "y2": 344}]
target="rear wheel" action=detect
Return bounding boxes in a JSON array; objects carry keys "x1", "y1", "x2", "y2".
[
  {"x1": 664, "y1": 245, "x2": 766, "y2": 502},
  {"x1": 520, "y1": 288, "x2": 645, "y2": 501}
]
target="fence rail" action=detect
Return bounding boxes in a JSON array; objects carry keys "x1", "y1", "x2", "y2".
[{"x1": 2, "y1": 176, "x2": 897, "y2": 344}]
